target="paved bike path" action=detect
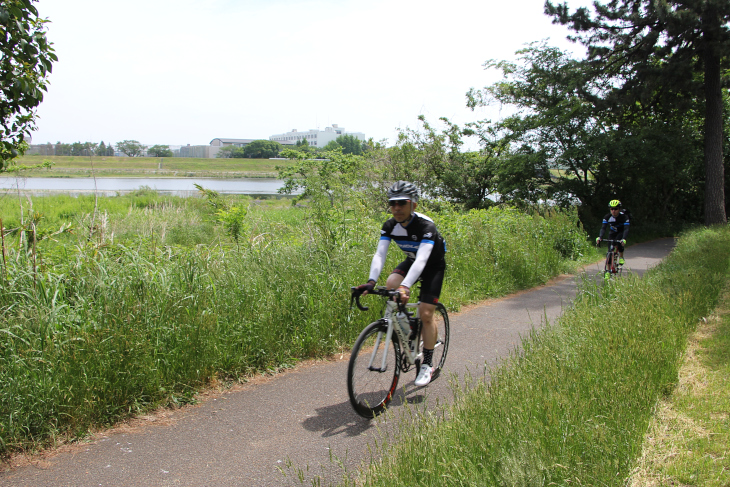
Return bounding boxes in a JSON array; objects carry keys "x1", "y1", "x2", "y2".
[{"x1": 1, "y1": 238, "x2": 676, "y2": 486}]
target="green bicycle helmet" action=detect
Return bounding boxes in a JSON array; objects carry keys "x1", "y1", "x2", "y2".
[{"x1": 608, "y1": 199, "x2": 621, "y2": 209}]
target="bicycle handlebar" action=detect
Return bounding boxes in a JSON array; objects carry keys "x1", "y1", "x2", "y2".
[
  {"x1": 350, "y1": 286, "x2": 407, "y2": 312},
  {"x1": 596, "y1": 238, "x2": 623, "y2": 248}
]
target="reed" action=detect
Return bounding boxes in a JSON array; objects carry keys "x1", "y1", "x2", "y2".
[{"x1": 0, "y1": 191, "x2": 595, "y2": 455}]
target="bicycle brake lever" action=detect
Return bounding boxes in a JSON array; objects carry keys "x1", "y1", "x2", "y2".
[{"x1": 350, "y1": 287, "x2": 369, "y2": 311}]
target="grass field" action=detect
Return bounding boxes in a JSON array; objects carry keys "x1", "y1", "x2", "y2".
[
  {"x1": 11, "y1": 155, "x2": 290, "y2": 178},
  {"x1": 628, "y1": 276, "x2": 730, "y2": 486}
]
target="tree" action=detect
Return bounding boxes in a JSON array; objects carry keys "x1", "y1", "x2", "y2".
[
  {"x1": 467, "y1": 42, "x2": 705, "y2": 224},
  {"x1": 216, "y1": 145, "x2": 235, "y2": 158},
  {"x1": 468, "y1": 44, "x2": 609, "y2": 214},
  {"x1": 322, "y1": 140, "x2": 341, "y2": 152},
  {"x1": 243, "y1": 139, "x2": 282, "y2": 158},
  {"x1": 545, "y1": 0, "x2": 730, "y2": 224},
  {"x1": 98, "y1": 141, "x2": 107, "y2": 156},
  {"x1": 293, "y1": 138, "x2": 314, "y2": 154},
  {"x1": 54, "y1": 141, "x2": 70, "y2": 156},
  {"x1": 335, "y1": 134, "x2": 364, "y2": 155},
  {"x1": 0, "y1": 0, "x2": 57, "y2": 171},
  {"x1": 115, "y1": 140, "x2": 147, "y2": 157},
  {"x1": 278, "y1": 148, "x2": 366, "y2": 247},
  {"x1": 148, "y1": 144, "x2": 173, "y2": 157}
]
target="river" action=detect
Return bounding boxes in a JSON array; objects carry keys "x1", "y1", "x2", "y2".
[{"x1": 0, "y1": 176, "x2": 287, "y2": 197}]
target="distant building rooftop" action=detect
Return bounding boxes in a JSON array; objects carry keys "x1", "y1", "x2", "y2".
[{"x1": 210, "y1": 138, "x2": 257, "y2": 147}]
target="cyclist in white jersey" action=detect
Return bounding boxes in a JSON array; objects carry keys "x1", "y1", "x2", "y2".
[{"x1": 354, "y1": 181, "x2": 446, "y2": 387}]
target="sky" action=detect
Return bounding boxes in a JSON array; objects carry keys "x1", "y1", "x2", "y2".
[{"x1": 31, "y1": 0, "x2": 584, "y2": 149}]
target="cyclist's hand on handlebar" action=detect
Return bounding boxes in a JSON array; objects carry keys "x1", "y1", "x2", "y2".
[
  {"x1": 595, "y1": 237, "x2": 601, "y2": 246},
  {"x1": 353, "y1": 280, "x2": 376, "y2": 297},
  {"x1": 621, "y1": 239, "x2": 626, "y2": 245},
  {"x1": 396, "y1": 285, "x2": 410, "y2": 303}
]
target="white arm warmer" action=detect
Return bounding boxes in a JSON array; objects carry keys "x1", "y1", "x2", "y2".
[
  {"x1": 368, "y1": 239, "x2": 390, "y2": 282},
  {"x1": 401, "y1": 241, "x2": 434, "y2": 289}
]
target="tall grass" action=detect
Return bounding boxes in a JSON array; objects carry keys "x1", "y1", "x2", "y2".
[
  {"x1": 347, "y1": 226, "x2": 730, "y2": 487},
  {"x1": 0, "y1": 192, "x2": 594, "y2": 455}
]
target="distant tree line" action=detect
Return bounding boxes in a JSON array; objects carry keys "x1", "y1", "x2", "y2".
[
  {"x1": 216, "y1": 135, "x2": 369, "y2": 159},
  {"x1": 34, "y1": 141, "x2": 116, "y2": 157},
  {"x1": 30, "y1": 140, "x2": 176, "y2": 158}
]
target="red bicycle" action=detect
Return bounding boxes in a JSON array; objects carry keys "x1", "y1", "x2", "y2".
[{"x1": 598, "y1": 239, "x2": 623, "y2": 280}]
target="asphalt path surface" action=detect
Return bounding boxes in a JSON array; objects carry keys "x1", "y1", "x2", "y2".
[{"x1": 1, "y1": 238, "x2": 677, "y2": 487}]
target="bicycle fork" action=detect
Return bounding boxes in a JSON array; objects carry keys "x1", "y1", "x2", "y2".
[
  {"x1": 366, "y1": 315, "x2": 420, "y2": 373},
  {"x1": 367, "y1": 319, "x2": 394, "y2": 373}
]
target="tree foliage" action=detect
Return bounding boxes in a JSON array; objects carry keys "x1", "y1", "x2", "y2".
[
  {"x1": 115, "y1": 140, "x2": 147, "y2": 157},
  {"x1": 148, "y1": 144, "x2": 173, "y2": 157},
  {"x1": 464, "y1": 41, "x2": 710, "y2": 226},
  {"x1": 277, "y1": 148, "x2": 366, "y2": 247},
  {"x1": 216, "y1": 145, "x2": 244, "y2": 158},
  {"x1": 243, "y1": 139, "x2": 282, "y2": 159},
  {"x1": 0, "y1": 0, "x2": 57, "y2": 171},
  {"x1": 545, "y1": 0, "x2": 730, "y2": 224},
  {"x1": 293, "y1": 138, "x2": 315, "y2": 155},
  {"x1": 335, "y1": 134, "x2": 364, "y2": 155}
]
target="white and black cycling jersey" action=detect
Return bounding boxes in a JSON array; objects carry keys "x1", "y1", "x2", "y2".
[
  {"x1": 379, "y1": 212, "x2": 446, "y2": 264},
  {"x1": 367, "y1": 212, "x2": 446, "y2": 289}
]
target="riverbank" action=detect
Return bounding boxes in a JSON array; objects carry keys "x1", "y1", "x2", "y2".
[
  {"x1": 12, "y1": 155, "x2": 290, "y2": 178},
  {"x1": 0, "y1": 176, "x2": 289, "y2": 196}
]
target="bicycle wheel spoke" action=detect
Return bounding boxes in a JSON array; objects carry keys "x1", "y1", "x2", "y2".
[{"x1": 347, "y1": 321, "x2": 400, "y2": 418}]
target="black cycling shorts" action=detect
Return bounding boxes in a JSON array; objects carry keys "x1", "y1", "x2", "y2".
[{"x1": 391, "y1": 259, "x2": 445, "y2": 305}]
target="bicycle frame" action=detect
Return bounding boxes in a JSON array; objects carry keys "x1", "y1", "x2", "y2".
[
  {"x1": 352, "y1": 287, "x2": 422, "y2": 372},
  {"x1": 600, "y1": 239, "x2": 623, "y2": 277},
  {"x1": 369, "y1": 300, "x2": 421, "y2": 372}
]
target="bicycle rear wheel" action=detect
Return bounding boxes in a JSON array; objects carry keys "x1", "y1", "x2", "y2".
[
  {"x1": 429, "y1": 303, "x2": 450, "y2": 382},
  {"x1": 347, "y1": 320, "x2": 401, "y2": 418}
]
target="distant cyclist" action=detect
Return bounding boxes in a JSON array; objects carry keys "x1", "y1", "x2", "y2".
[
  {"x1": 596, "y1": 199, "x2": 630, "y2": 265},
  {"x1": 353, "y1": 181, "x2": 447, "y2": 387}
]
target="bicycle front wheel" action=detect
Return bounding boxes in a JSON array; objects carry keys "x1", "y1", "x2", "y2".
[
  {"x1": 429, "y1": 303, "x2": 450, "y2": 382},
  {"x1": 347, "y1": 320, "x2": 401, "y2": 418},
  {"x1": 604, "y1": 252, "x2": 613, "y2": 280}
]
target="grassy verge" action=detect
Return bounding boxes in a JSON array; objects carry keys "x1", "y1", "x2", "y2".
[
  {"x1": 628, "y1": 277, "x2": 730, "y2": 486},
  {"x1": 10, "y1": 155, "x2": 290, "y2": 178},
  {"x1": 0, "y1": 193, "x2": 596, "y2": 457},
  {"x1": 343, "y1": 226, "x2": 730, "y2": 486}
]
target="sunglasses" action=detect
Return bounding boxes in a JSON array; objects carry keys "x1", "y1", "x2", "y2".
[{"x1": 389, "y1": 200, "x2": 410, "y2": 207}]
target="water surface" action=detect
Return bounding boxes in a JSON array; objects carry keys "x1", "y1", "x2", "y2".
[{"x1": 0, "y1": 177, "x2": 285, "y2": 196}]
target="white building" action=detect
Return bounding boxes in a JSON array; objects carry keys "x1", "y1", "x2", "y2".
[{"x1": 269, "y1": 124, "x2": 365, "y2": 148}]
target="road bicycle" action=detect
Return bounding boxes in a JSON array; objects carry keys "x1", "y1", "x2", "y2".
[
  {"x1": 598, "y1": 238, "x2": 623, "y2": 280},
  {"x1": 347, "y1": 286, "x2": 450, "y2": 418}
]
